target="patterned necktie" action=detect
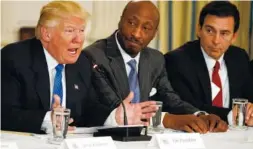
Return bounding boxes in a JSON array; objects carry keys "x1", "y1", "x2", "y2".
[
  {"x1": 212, "y1": 61, "x2": 223, "y2": 107},
  {"x1": 52, "y1": 64, "x2": 64, "y2": 106},
  {"x1": 127, "y1": 59, "x2": 140, "y2": 103}
]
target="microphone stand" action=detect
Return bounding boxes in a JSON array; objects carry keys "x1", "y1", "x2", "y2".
[{"x1": 92, "y1": 62, "x2": 151, "y2": 141}]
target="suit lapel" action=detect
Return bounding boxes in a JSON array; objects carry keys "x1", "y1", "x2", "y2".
[
  {"x1": 190, "y1": 41, "x2": 212, "y2": 105},
  {"x1": 31, "y1": 38, "x2": 50, "y2": 110},
  {"x1": 138, "y1": 50, "x2": 150, "y2": 101},
  {"x1": 65, "y1": 64, "x2": 82, "y2": 112},
  {"x1": 105, "y1": 33, "x2": 130, "y2": 98},
  {"x1": 224, "y1": 49, "x2": 237, "y2": 108}
]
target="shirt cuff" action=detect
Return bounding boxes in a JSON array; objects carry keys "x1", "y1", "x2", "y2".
[
  {"x1": 41, "y1": 111, "x2": 52, "y2": 134},
  {"x1": 227, "y1": 110, "x2": 233, "y2": 125},
  {"x1": 104, "y1": 108, "x2": 118, "y2": 126},
  {"x1": 194, "y1": 111, "x2": 208, "y2": 116}
]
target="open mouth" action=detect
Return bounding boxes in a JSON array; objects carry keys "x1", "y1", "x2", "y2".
[{"x1": 68, "y1": 48, "x2": 78, "y2": 56}]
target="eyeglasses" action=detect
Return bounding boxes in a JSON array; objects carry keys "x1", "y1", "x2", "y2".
[{"x1": 203, "y1": 27, "x2": 233, "y2": 42}]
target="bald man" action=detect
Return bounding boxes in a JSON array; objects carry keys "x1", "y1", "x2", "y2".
[{"x1": 84, "y1": 1, "x2": 227, "y2": 133}]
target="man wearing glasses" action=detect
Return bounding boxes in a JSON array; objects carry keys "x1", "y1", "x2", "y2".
[{"x1": 164, "y1": 1, "x2": 253, "y2": 126}]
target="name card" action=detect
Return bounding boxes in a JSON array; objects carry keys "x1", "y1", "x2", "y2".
[
  {"x1": 60, "y1": 137, "x2": 117, "y2": 149},
  {"x1": 1, "y1": 142, "x2": 19, "y2": 149},
  {"x1": 149, "y1": 133, "x2": 205, "y2": 149}
]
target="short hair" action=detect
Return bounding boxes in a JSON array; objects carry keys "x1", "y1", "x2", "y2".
[
  {"x1": 35, "y1": 1, "x2": 90, "y2": 39},
  {"x1": 199, "y1": 1, "x2": 240, "y2": 33}
]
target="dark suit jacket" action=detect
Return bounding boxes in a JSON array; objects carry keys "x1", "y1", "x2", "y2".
[
  {"x1": 164, "y1": 40, "x2": 253, "y2": 121},
  {"x1": 1, "y1": 38, "x2": 111, "y2": 133},
  {"x1": 83, "y1": 32, "x2": 199, "y2": 115},
  {"x1": 251, "y1": 60, "x2": 253, "y2": 76}
]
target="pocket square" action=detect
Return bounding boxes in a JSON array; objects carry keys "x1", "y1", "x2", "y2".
[
  {"x1": 74, "y1": 84, "x2": 79, "y2": 90},
  {"x1": 149, "y1": 88, "x2": 157, "y2": 97}
]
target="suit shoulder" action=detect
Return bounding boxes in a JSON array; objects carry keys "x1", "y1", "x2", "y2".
[
  {"x1": 145, "y1": 47, "x2": 164, "y2": 58},
  {"x1": 229, "y1": 45, "x2": 248, "y2": 55},
  {"x1": 1, "y1": 38, "x2": 34, "y2": 62},
  {"x1": 83, "y1": 39, "x2": 107, "y2": 58},
  {"x1": 165, "y1": 40, "x2": 197, "y2": 57}
]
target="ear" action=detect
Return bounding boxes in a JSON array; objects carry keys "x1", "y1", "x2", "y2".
[
  {"x1": 196, "y1": 24, "x2": 201, "y2": 38},
  {"x1": 231, "y1": 32, "x2": 238, "y2": 44},
  {"x1": 40, "y1": 26, "x2": 51, "y2": 42}
]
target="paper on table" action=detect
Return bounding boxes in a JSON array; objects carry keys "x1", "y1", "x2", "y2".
[{"x1": 68, "y1": 127, "x2": 98, "y2": 134}]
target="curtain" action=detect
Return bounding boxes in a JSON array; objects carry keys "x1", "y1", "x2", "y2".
[{"x1": 158, "y1": 1, "x2": 252, "y2": 55}]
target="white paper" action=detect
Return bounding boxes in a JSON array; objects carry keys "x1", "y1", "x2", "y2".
[
  {"x1": 60, "y1": 136, "x2": 117, "y2": 149},
  {"x1": 149, "y1": 133, "x2": 205, "y2": 149},
  {"x1": 1, "y1": 142, "x2": 19, "y2": 149},
  {"x1": 68, "y1": 127, "x2": 97, "y2": 134}
]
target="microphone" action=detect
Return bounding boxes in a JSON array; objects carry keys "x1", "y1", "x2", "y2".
[
  {"x1": 92, "y1": 63, "x2": 128, "y2": 126},
  {"x1": 91, "y1": 61, "x2": 151, "y2": 141}
]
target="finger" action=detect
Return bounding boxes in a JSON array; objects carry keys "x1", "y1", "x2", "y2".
[
  {"x1": 232, "y1": 105, "x2": 238, "y2": 124},
  {"x1": 52, "y1": 94, "x2": 61, "y2": 108},
  {"x1": 246, "y1": 117, "x2": 253, "y2": 126},
  {"x1": 68, "y1": 126, "x2": 76, "y2": 131},
  {"x1": 141, "y1": 105, "x2": 158, "y2": 113},
  {"x1": 141, "y1": 112, "x2": 155, "y2": 120},
  {"x1": 68, "y1": 118, "x2": 74, "y2": 124},
  {"x1": 139, "y1": 101, "x2": 157, "y2": 108},
  {"x1": 213, "y1": 121, "x2": 228, "y2": 132},
  {"x1": 209, "y1": 117, "x2": 217, "y2": 132},
  {"x1": 189, "y1": 122, "x2": 204, "y2": 134},
  {"x1": 140, "y1": 121, "x2": 149, "y2": 126},
  {"x1": 123, "y1": 92, "x2": 134, "y2": 104},
  {"x1": 246, "y1": 104, "x2": 253, "y2": 121},
  {"x1": 182, "y1": 125, "x2": 194, "y2": 133},
  {"x1": 195, "y1": 118, "x2": 208, "y2": 133}
]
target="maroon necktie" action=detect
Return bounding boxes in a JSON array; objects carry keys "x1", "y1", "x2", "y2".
[{"x1": 212, "y1": 61, "x2": 223, "y2": 107}]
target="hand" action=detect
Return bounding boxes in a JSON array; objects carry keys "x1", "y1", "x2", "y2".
[
  {"x1": 246, "y1": 102, "x2": 253, "y2": 126},
  {"x1": 163, "y1": 113, "x2": 208, "y2": 134},
  {"x1": 51, "y1": 94, "x2": 75, "y2": 131},
  {"x1": 115, "y1": 92, "x2": 158, "y2": 125},
  {"x1": 199, "y1": 114, "x2": 228, "y2": 132}
]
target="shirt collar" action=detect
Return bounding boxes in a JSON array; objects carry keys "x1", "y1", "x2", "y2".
[
  {"x1": 43, "y1": 48, "x2": 65, "y2": 71},
  {"x1": 201, "y1": 46, "x2": 224, "y2": 71},
  {"x1": 115, "y1": 31, "x2": 140, "y2": 64}
]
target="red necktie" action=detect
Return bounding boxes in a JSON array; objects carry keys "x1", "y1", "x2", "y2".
[{"x1": 212, "y1": 61, "x2": 223, "y2": 107}]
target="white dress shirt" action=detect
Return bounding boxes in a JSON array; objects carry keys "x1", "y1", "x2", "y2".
[
  {"x1": 41, "y1": 48, "x2": 66, "y2": 133},
  {"x1": 104, "y1": 31, "x2": 166, "y2": 126},
  {"x1": 201, "y1": 47, "x2": 234, "y2": 124},
  {"x1": 201, "y1": 47, "x2": 230, "y2": 108}
]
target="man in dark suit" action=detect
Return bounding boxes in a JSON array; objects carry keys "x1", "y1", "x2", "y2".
[
  {"x1": 1, "y1": 1, "x2": 112, "y2": 133},
  {"x1": 251, "y1": 60, "x2": 253, "y2": 76},
  {"x1": 84, "y1": 1, "x2": 227, "y2": 133},
  {"x1": 165, "y1": 1, "x2": 253, "y2": 126}
]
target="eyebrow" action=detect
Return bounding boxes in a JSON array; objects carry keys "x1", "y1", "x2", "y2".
[{"x1": 204, "y1": 25, "x2": 231, "y2": 33}]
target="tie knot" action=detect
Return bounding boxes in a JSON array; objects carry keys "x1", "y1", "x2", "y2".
[
  {"x1": 55, "y1": 64, "x2": 64, "y2": 72},
  {"x1": 127, "y1": 59, "x2": 137, "y2": 70},
  {"x1": 213, "y1": 61, "x2": 220, "y2": 71}
]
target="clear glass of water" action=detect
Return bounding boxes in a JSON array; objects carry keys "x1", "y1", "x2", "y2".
[
  {"x1": 48, "y1": 108, "x2": 70, "y2": 144},
  {"x1": 149, "y1": 101, "x2": 163, "y2": 133},
  {"x1": 230, "y1": 98, "x2": 248, "y2": 130}
]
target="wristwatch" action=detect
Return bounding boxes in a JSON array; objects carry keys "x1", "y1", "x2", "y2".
[{"x1": 196, "y1": 111, "x2": 207, "y2": 117}]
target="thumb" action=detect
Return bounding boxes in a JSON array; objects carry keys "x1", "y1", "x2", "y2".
[
  {"x1": 123, "y1": 91, "x2": 134, "y2": 104},
  {"x1": 53, "y1": 94, "x2": 61, "y2": 108}
]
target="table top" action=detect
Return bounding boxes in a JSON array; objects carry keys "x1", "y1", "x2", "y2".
[{"x1": 1, "y1": 127, "x2": 253, "y2": 149}]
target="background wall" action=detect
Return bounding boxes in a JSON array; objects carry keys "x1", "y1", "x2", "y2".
[
  {"x1": 1, "y1": 1, "x2": 252, "y2": 59},
  {"x1": 1, "y1": 0, "x2": 157, "y2": 49}
]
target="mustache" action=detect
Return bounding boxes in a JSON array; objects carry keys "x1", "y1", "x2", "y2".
[{"x1": 127, "y1": 36, "x2": 142, "y2": 45}]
